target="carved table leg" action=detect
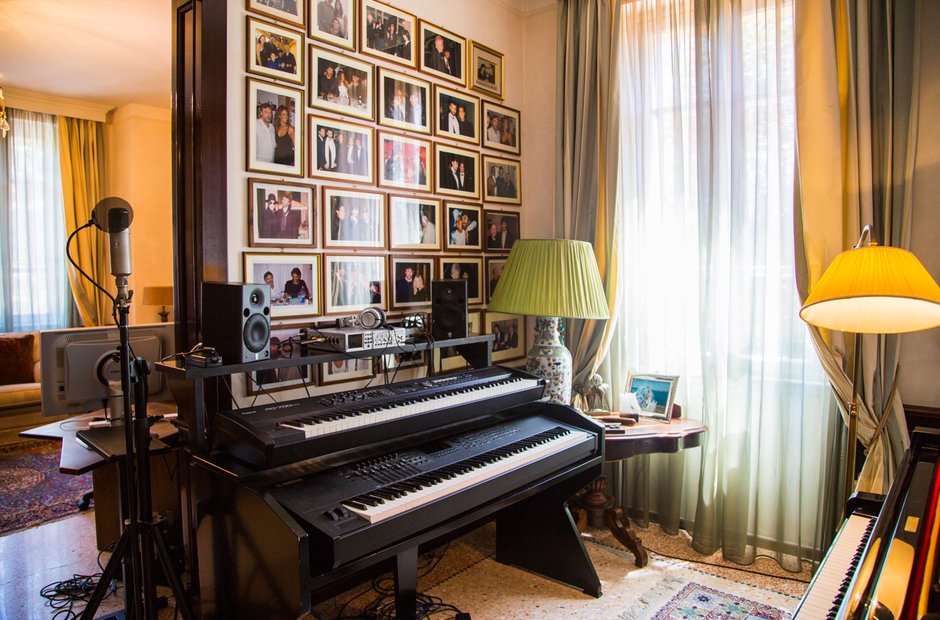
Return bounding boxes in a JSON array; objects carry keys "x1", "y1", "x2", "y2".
[{"x1": 571, "y1": 475, "x2": 650, "y2": 568}]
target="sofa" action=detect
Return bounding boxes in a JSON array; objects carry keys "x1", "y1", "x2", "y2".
[{"x1": 0, "y1": 331, "x2": 41, "y2": 410}]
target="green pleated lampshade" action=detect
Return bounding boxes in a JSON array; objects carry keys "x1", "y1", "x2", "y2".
[{"x1": 488, "y1": 239, "x2": 610, "y2": 319}]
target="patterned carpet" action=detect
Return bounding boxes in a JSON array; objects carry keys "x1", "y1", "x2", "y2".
[{"x1": 0, "y1": 440, "x2": 93, "y2": 536}]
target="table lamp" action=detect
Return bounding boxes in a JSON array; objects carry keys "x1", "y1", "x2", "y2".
[
  {"x1": 142, "y1": 286, "x2": 174, "y2": 322},
  {"x1": 488, "y1": 239, "x2": 610, "y2": 403},
  {"x1": 800, "y1": 225, "x2": 940, "y2": 499}
]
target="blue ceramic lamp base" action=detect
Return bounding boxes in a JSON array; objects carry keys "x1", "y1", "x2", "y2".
[{"x1": 526, "y1": 317, "x2": 572, "y2": 404}]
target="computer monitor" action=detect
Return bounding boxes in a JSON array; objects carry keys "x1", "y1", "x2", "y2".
[{"x1": 40, "y1": 322, "x2": 176, "y2": 417}]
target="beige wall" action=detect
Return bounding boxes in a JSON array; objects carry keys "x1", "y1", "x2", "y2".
[
  {"x1": 900, "y1": 2, "x2": 940, "y2": 409},
  {"x1": 106, "y1": 104, "x2": 174, "y2": 325}
]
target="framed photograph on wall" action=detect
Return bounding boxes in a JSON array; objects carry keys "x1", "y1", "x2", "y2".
[
  {"x1": 444, "y1": 202, "x2": 482, "y2": 252},
  {"x1": 388, "y1": 195, "x2": 441, "y2": 251},
  {"x1": 390, "y1": 256, "x2": 434, "y2": 310},
  {"x1": 243, "y1": 252, "x2": 321, "y2": 318},
  {"x1": 378, "y1": 69, "x2": 430, "y2": 134},
  {"x1": 309, "y1": 116, "x2": 374, "y2": 183},
  {"x1": 247, "y1": 78, "x2": 304, "y2": 177},
  {"x1": 469, "y1": 40, "x2": 504, "y2": 99},
  {"x1": 247, "y1": 0, "x2": 304, "y2": 30},
  {"x1": 439, "y1": 257, "x2": 484, "y2": 305},
  {"x1": 360, "y1": 0, "x2": 417, "y2": 67},
  {"x1": 485, "y1": 256, "x2": 508, "y2": 302},
  {"x1": 246, "y1": 323, "x2": 315, "y2": 395},
  {"x1": 482, "y1": 101, "x2": 520, "y2": 155},
  {"x1": 319, "y1": 357, "x2": 375, "y2": 385},
  {"x1": 309, "y1": 46, "x2": 374, "y2": 121},
  {"x1": 247, "y1": 17, "x2": 304, "y2": 84},
  {"x1": 248, "y1": 179, "x2": 316, "y2": 247},
  {"x1": 434, "y1": 310, "x2": 481, "y2": 371},
  {"x1": 309, "y1": 0, "x2": 355, "y2": 50},
  {"x1": 483, "y1": 209, "x2": 519, "y2": 252},
  {"x1": 623, "y1": 372, "x2": 679, "y2": 421},
  {"x1": 435, "y1": 144, "x2": 479, "y2": 199},
  {"x1": 482, "y1": 156, "x2": 521, "y2": 204},
  {"x1": 378, "y1": 132, "x2": 431, "y2": 192},
  {"x1": 322, "y1": 187, "x2": 385, "y2": 250},
  {"x1": 418, "y1": 21, "x2": 466, "y2": 86},
  {"x1": 484, "y1": 311, "x2": 525, "y2": 363},
  {"x1": 323, "y1": 254, "x2": 387, "y2": 314},
  {"x1": 434, "y1": 85, "x2": 479, "y2": 145}
]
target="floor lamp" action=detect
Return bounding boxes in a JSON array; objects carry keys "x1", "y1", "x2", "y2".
[
  {"x1": 487, "y1": 239, "x2": 609, "y2": 404},
  {"x1": 799, "y1": 226, "x2": 940, "y2": 500}
]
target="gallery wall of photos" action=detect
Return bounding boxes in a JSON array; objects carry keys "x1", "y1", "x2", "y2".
[{"x1": 241, "y1": 0, "x2": 526, "y2": 393}]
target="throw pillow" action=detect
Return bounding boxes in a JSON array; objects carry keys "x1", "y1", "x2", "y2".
[{"x1": 0, "y1": 333, "x2": 36, "y2": 385}]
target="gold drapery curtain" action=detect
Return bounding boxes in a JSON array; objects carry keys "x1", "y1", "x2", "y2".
[
  {"x1": 58, "y1": 116, "x2": 110, "y2": 326},
  {"x1": 555, "y1": 0, "x2": 623, "y2": 384},
  {"x1": 794, "y1": 0, "x2": 918, "y2": 496}
]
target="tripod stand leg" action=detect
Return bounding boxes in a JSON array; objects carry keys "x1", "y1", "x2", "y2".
[
  {"x1": 153, "y1": 524, "x2": 195, "y2": 620},
  {"x1": 80, "y1": 526, "x2": 132, "y2": 620}
]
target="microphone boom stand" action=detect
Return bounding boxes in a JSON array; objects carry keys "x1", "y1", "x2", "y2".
[{"x1": 80, "y1": 282, "x2": 193, "y2": 620}]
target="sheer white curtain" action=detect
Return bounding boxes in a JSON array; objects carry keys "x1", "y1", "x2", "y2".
[
  {"x1": 0, "y1": 108, "x2": 69, "y2": 332},
  {"x1": 611, "y1": 0, "x2": 839, "y2": 566}
]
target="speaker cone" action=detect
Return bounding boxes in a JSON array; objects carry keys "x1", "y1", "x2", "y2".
[{"x1": 243, "y1": 314, "x2": 269, "y2": 353}]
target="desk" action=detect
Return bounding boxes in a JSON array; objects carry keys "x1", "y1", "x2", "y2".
[
  {"x1": 19, "y1": 405, "x2": 180, "y2": 548},
  {"x1": 571, "y1": 418, "x2": 706, "y2": 567}
]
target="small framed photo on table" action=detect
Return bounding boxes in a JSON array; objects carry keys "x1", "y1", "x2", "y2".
[
  {"x1": 484, "y1": 311, "x2": 525, "y2": 363},
  {"x1": 623, "y1": 372, "x2": 679, "y2": 421},
  {"x1": 469, "y1": 41, "x2": 504, "y2": 100},
  {"x1": 248, "y1": 179, "x2": 316, "y2": 248},
  {"x1": 247, "y1": 78, "x2": 304, "y2": 177},
  {"x1": 246, "y1": 323, "x2": 315, "y2": 395},
  {"x1": 322, "y1": 187, "x2": 385, "y2": 250},
  {"x1": 419, "y1": 21, "x2": 466, "y2": 86},
  {"x1": 482, "y1": 101, "x2": 520, "y2": 155},
  {"x1": 482, "y1": 156, "x2": 521, "y2": 205},
  {"x1": 247, "y1": 17, "x2": 304, "y2": 84},
  {"x1": 388, "y1": 196, "x2": 441, "y2": 251},
  {"x1": 361, "y1": 0, "x2": 417, "y2": 67},
  {"x1": 439, "y1": 258, "x2": 484, "y2": 306},
  {"x1": 247, "y1": 0, "x2": 304, "y2": 30},
  {"x1": 378, "y1": 132, "x2": 431, "y2": 193},
  {"x1": 444, "y1": 203, "x2": 482, "y2": 252},
  {"x1": 310, "y1": 0, "x2": 355, "y2": 50},
  {"x1": 434, "y1": 86, "x2": 479, "y2": 145},
  {"x1": 309, "y1": 46, "x2": 374, "y2": 121},
  {"x1": 243, "y1": 252, "x2": 321, "y2": 319}
]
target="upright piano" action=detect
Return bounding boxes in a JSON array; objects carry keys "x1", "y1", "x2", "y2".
[
  {"x1": 184, "y1": 365, "x2": 604, "y2": 619},
  {"x1": 794, "y1": 427, "x2": 940, "y2": 619}
]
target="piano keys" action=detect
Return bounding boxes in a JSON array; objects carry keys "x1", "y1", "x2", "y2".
[
  {"x1": 212, "y1": 366, "x2": 544, "y2": 467},
  {"x1": 793, "y1": 427, "x2": 940, "y2": 619},
  {"x1": 191, "y1": 367, "x2": 605, "y2": 620}
]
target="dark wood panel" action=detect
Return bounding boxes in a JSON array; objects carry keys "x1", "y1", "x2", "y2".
[{"x1": 905, "y1": 404, "x2": 940, "y2": 435}]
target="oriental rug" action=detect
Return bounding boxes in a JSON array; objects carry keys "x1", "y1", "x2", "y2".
[{"x1": 0, "y1": 440, "x2": 92, "y2": 536}]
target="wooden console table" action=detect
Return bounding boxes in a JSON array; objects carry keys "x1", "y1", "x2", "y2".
[{"x1": 571, "y1": 418, "x2": 706, "y2": 567}]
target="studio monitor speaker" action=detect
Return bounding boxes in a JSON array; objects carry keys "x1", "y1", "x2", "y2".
[
  {"x1": 431, "y1": 279, "x2": 467, "y2": 340},
  {"x1": 201, "y1": 282, "x2": 271, "y2": 364}
]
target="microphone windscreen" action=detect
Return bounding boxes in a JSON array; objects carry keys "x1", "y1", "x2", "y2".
[{"x1": 108, "y1": 207, "x2": 131, "y2": 233}]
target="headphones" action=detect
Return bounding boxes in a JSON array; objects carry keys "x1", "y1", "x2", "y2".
[{"x1": 358, "y1": 307, "x2": 386, "y2": 329}]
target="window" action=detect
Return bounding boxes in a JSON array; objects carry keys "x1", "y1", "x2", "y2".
[{"x1": 0, "y1": 108, "x2": 70, "y2": 332}]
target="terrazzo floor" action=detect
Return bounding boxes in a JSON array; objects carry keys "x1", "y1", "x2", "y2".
[{"x1": 0, "y1": 510, "x2": 810, "y2": 619}]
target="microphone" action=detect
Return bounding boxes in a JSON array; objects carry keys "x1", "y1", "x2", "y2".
[{"x1": 107, "y1": 206, "x2": 132, "y2": 300}]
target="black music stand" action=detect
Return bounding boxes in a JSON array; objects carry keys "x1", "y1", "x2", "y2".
[{"x1": 77, "y1": 296, "x2": 193, "y2": 620}]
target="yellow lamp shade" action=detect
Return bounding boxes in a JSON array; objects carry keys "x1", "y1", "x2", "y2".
[
  {"x1": 488, "y1": 239, "x2": 610, "y2": 319},
  {"x1": 800, "y1": 245, "x2": 940, "y2": 334}
]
